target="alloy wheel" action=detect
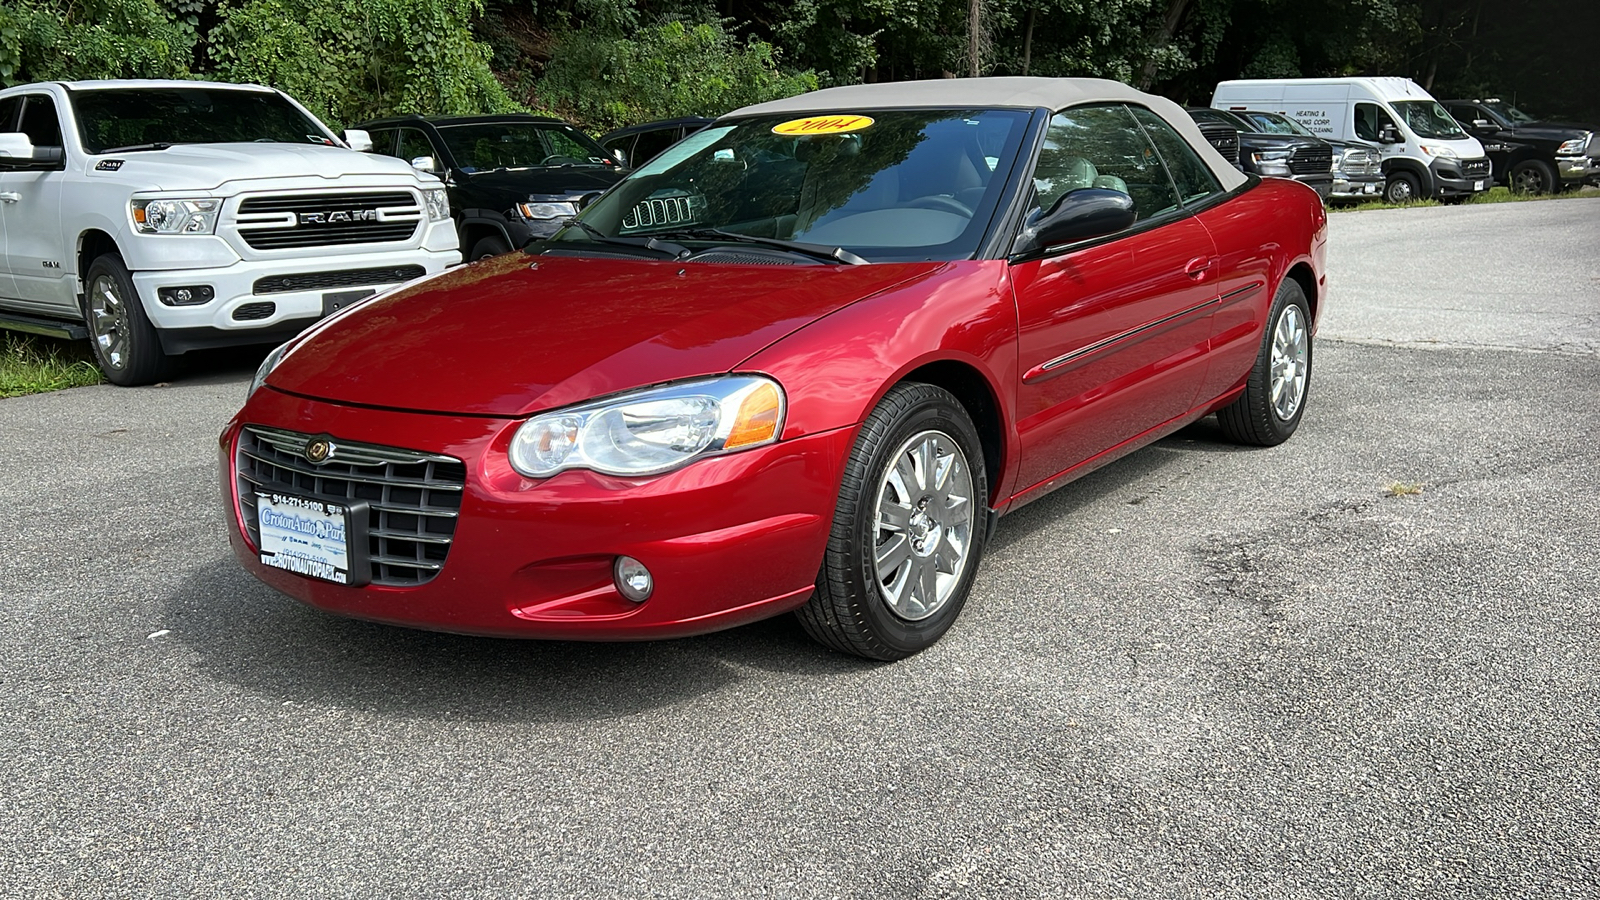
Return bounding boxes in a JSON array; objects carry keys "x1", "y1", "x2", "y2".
[
  {"x1": 88, "y1": 274, "x2": 131, "y2": 371},
  {"x1": 872, "y1": 429, "x2": 975, "y2": 622},
  {"x1": 1269, "y1": 303, "x2": 1309, "y2": 421}
]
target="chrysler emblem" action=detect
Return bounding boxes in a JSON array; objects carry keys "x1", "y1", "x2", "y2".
[{"x1": 305, "y1": 438, "x2": 334, "y2": 464}]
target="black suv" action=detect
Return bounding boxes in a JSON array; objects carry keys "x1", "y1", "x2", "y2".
[
  {"x1": 599, "y1": 116, "x2": 714, "y2": 169},
  {"x1": 358, "y1": 114, "x2": 626, "y2": 259},
  {"x1": 1442, "y1": 99, "x2": 1600, "y2": 194},
  {"x1": 1188, "y1": 108, "x2": 1334, "y2": 199}
]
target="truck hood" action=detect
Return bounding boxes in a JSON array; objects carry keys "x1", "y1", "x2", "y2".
[
  {"x1": 86, "y1": 143, "x2": 430, "y2": 192},
  {"x1": 456, "y1": 166, "x2": 625, "y2": 201},
  {"x1": 266, "y1": 253, "x2": 945, "y2": 417}
]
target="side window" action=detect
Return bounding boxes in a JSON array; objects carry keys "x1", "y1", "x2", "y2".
[
  {"x1": 367, "y1": 128, "x2": 399, "y2": 157},
  {"x1": 1354, "y1": 103, "x2": 1396, "y2": 142},
  {"x1": 18, "y1": 95, "x2": 63, "y2": 147},
  {"x1": 1130, "y1": 107, "x2": 1222, "y2": 205},
  {"x1": 602, "y1": 134, "x2": 635, "y2": 164},
  {"x1": 631, "y1": 129, "x2": 678, "y2": 166},
  {"x1": 397, "y1": 129, "x2": 434, "y2": 166},
  {"x1": 1032, "y1": 104, "x2": 1180, "y2": 222},
  {"x1": 0, "y1": 97, "x2": 21, "y2": 133}
]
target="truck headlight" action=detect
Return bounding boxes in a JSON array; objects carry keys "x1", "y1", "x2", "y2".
[
  {"x1": 1557, "y1": 133, "x2": 1591, "y2": 156},
  {"x1": 131, "y1": 198, "x2": 220, "y2": 235},
  {"x1": 509, "y1": 376, "x2": 785, "y2": 478},
  {"x1": 1251, "y1": 150, "x2": 1292, "y2": 176},
  {"x1": 518, "y1": 201, "x2": 579, "y2": 220},
  {"x1": 424, "y1": 188, "x2": 450, "y2": 221}
]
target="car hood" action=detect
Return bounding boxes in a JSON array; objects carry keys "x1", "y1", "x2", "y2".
[
  {"x1": 267, "y1": 253, "x2": 946, "y2": 417},
  {"x1": 458, "y1": 167, "x2": 624, "y2": 200},
  {"x1": 85, "y1": 143, "x2": 429, "y2": 192}
]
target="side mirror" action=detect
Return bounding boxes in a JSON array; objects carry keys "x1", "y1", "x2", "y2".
[
  {"x1": 343, "y1": 128, "x2": 374, "y2": 152},
  {"x1": 409, "y1": 155, "x2": 441, "y2": 174},
  {"x1": 0, "y1": 133, "x2": 35, "y2": 161},
  {"x1": 1378, "y1": 124, "x2": 1402, "y2": 144},
  {"x1": 611, "y1": 147, "x2": 628, "y2": 168},
  {"x1": 1472, "y1": 119, "x2": 1492, "y2": 129},
  {"x1": 1014, "y1": 188, "x2": 1137, "y2": 255}
]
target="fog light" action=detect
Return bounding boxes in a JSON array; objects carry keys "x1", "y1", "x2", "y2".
[
  {"x1": 613, "y1": 556, "x2": 653, "y2": 602},
  {"x1": 157, "y1": 285, "x2": 214, "y2": 306}
]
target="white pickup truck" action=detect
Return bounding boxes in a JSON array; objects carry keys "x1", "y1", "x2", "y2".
[{"x1": 0, "y1": 80, "x2": 461, "y2": 385}]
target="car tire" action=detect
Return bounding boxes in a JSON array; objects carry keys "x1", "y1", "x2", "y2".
[
  {"x1": 796, "y1": 383, "x2": 989, "y2": 660},
  {"x1": 1509, "y1": 159, "x2": 1556, "y2": 195},
  {"x1": 470, "y1": 235, "x2": 512, "y2": 261},
  {"x1": 1216, "y1": 278, "x2": 1312, "y2": 447},
  {"x1": 82, "y1": 253, "x2": 174, "y2": 387},
  {"x1": 1383, "y1": 170, "x2": 1422, "y2": 204}
]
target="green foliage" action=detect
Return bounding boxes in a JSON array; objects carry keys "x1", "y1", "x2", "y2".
[
  {"x1": 0, "y1": 334, "x2": 103, "y2": 398},
  {"x1": 210, "y1": 0, "x2": 516, "y2": 128},
  {"x1": 0, "y1": 0, "x2": 192, "y2": 86},
  {"x1": 536, "y1": 18, "x2": 816, "y2": 132}
]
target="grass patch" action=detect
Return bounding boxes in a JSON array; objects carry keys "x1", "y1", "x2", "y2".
[
  {"x1": 1333, "y1": 184, "x2": 1600, "y2": 213},
  {"x1": 0, "y1": 332, "x2": 104, "y2": 398},
  {"x1": 1382, "y1": 481, "x2": 1427, "y2": 498}
]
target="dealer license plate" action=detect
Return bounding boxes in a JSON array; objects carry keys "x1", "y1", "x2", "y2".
[
  {"x1": 255, "y1": 492, "x2": 365, "y2": 585},
  {"x1": 1474, "y1": 180, "x2": 1486, "y2": 191}
]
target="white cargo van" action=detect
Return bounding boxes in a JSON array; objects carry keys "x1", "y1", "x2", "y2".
[{"x1": 1212, "y1": 77, "x2": 1491, "y2": 204}]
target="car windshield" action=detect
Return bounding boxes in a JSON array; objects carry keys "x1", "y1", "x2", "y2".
[
  {"x1": 1240, "y1": 111, "x2": 1314, "y2": 137},
  {"x1": 559, "y1": 108, "x2": 1033, "y2": 263},
  {"x1": 1392, "y1": 100, "x2": 1467, "y2": 139},
  {"x1": 71, "y1": 88, "x2": 334, "y2": 154},
  {"x1": 437, "y1": 122, "x2": 611, "y2": 173},
  {"x1": 1481, "y1": 100, "x2": 1536, "y2": 124}
]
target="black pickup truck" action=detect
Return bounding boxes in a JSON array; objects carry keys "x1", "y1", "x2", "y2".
[
  {"x1": 1442, "y1": 99, "x2": 1600, "y2": 194},
  {"x1": 1187, "y1": 108, "x2": 1333, "y2": 198}
]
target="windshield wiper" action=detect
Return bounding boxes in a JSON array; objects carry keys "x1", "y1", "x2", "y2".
[
  {"x1": 662, "y1": 228, "x2": 868, "y2": 265},
  {"x1": 98, "y1": 142, "x2": 172, "y2": 154},
  {"x1": 538, "y1": 218, "x2": 691, "y2": 260}
]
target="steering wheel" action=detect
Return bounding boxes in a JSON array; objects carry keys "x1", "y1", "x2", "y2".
[
  {"x1": 906, "y1": 195, "x2": 973, "y2": 216},
  {"x1": 540, "y1": 155, "x2": 584, "y2": 166}
]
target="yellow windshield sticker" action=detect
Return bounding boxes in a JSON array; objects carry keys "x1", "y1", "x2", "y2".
[{"x1": 772, "y1": 114, "x2": 876, "y2": 136}]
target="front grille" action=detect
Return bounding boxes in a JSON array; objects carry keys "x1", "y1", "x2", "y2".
[
  {"x1": 1289, "y1": 145, "x2": 1334, "y2": 175},
  {"x1": 253, "y1": 265, "x2": 426, "y2": 295},
  {"x1": 236, "y1": 191, "x2": 420, "y2": 250},
  {"x1": 623, "y1": 192, "x2": 704, "y2": 230},
  {"x1": 1340, "y1": 152, "x2": 1380, "y2": 176},
  {"x1": 236, "y1": 426, "x2": 466, "y2": 586},
  {"x1": 1196, "y1": 123, "x2": 1240, "y2": 166},
  {"x1": 1462, "y1": 158, "x2": 1492, "y2": 178},
  {"x1": 233, "y1": 302, "x2": 276, "y2": 321}
]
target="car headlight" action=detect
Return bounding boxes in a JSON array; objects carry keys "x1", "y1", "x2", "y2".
[
  {"x1": 131, "y1": 198, "x2": 221, "y2": 235},
  {"x1": 247, "y1": 342, "x2": 289, "y2": 401},
  {"x1": 518, "y1": 201, "x2": 578, "y2": 220},
  {"x1": 1419, "y1": 144, "x2": 1459, "y2": 159},
  {"x1": 424, "y1": 188, "x2": 450, "y2": 222},
  {"x1": 509, "y1": 376, "x2": 785, "y2": 478},
  {"x1": 1557, "y1": 133, "x2": 1591, "y2": 155}
]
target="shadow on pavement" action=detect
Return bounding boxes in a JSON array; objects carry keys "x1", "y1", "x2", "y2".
[{"x1": 164, "y1": 558, "x2": 872, "y2": 724}]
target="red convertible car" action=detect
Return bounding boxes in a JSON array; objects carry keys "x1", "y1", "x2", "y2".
[{"x1": 221, "y1": 78, "x2": 1327, "y2": 659}]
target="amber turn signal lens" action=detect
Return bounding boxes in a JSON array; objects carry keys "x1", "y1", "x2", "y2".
[{"x1": 723, "y1": 381, "x2": 782, "y2": 449}]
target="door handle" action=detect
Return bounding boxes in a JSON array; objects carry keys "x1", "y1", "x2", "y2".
[
  {"x1": 0, "y1": 192, "x2": 19, "y2": 203},
  {"x1": 1184, "y1": 256, "x2": 1214, "y2": 278}
]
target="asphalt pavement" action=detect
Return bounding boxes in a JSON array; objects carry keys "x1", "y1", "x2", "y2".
[{"x1": 2, "y1": 197, "x2": 1597, "y2": 898}]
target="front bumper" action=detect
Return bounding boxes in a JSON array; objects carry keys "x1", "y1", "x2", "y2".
[
  {"x1": 1289, "y1": 173, "x2": 1333, "y2": 199},
  {"x1": 1331, "y1": 173, "x2": 1384, "y2": 200},
  {"x1": 1557, "y1": 155, "x2": 1600, "y2": 185},
  {"x1": 134, "y1": 247, "x2": 459, "y2": 353},
  {"x1": 1428, "y1": 157, "x2": 1492, "y2": 197},
  {"x1": 220, "y1": 388, "x2": 854, "y2": 640}
]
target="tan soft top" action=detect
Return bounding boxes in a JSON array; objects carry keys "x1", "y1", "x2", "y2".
[{"x1": 726, "y1": 76, "x2": 1248, "y2": 191}]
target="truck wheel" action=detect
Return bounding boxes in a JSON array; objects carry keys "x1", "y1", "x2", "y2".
[
  {"x1": 1509, "y1": 160, "x2": 1556, "y2": 195},
  {"x1": 796, "y1": 383, "x2": 989, "y2": 660},
  {"x1": 83, "y1": 254, "x2": 174, "y2": 386},
  {"x1": 1383, "y1": 171, "x2": 1422, "y2": 204},
  {"x1": 469, "y1": 235, "x2": 511, "y2": 261}
]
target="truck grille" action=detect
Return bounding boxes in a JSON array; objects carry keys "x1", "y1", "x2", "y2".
[
  {"x1": 236, "y1": 426, "x2": 466, "y2": 586},
  {"x1": 1338, "y1": 149, "x2": 1380, "y2": 176},
  {"x1": 253, "y1": 265, "x2": 426, "y2": 295},
  {"x1": 236, "y1": 191, "x2": 421, "y2": 250},
  {"x1": 1289, "y1": 145, "x2": 1334, "y2": 175},
  {"x1": 1462, "y1": 158, "x2": 1492, "y2": 178},
  {"x1": 1196, "y1": 123, "x2": 1240, "y2": 166}
]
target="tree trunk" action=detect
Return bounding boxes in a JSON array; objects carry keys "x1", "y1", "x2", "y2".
[
  {"x1": 1021, "y1": 7, "x2": 1036, "y2": 75},
  {"x1": 969, "y1": 0, "x2": 984, "y2": 77},
  {"x1": 1137, "y1": 0, "x2": 1191, "y2": 90}
]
